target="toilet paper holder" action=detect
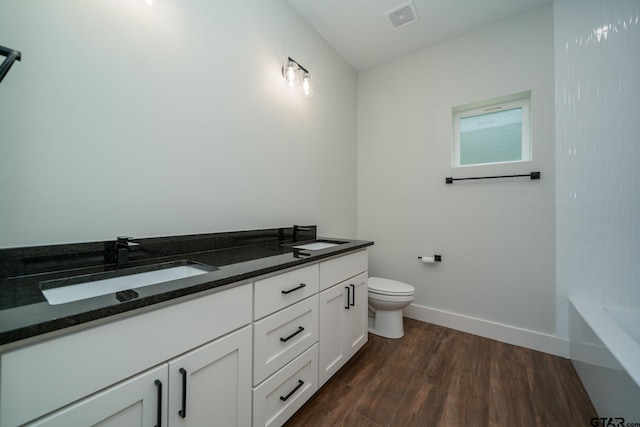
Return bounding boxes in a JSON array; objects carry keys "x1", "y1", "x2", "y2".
[{"x1": 418, "y1": 255, "x2": 441, "y2": 263}]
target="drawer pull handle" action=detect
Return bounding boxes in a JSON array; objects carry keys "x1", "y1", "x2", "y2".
[
  {"x1": 282, "y1": 283, "x2": 306, "y2": 294},
  {"x1": 280, "y1": 326, "x2": 305, "y2": 342},
  {"x1": 179, "y1": 368, "x2": 187, "y2": 418},
  {"x1": 154, "y1": 380, "x2": 163, "y2": 427},
  {"x1": 345, "y1": 286, "x2": 350, "y2": 309},
  {"x1": 280, "y1": 380, "x2": 304, "y2": 402},
  {"x1": 350, "y1": 284, "x2": 355, "y2": 307}
]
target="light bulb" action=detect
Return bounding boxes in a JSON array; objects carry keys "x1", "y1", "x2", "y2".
[
  {"x1": 283, "y1": 60, "x2": 297, "y2": 87},
  {"x1": 302, "y1": 72, "x2": 313, "y2": 97}
]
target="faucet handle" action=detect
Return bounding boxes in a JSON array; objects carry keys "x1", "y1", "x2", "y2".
[
  {"x1": 117, "y1": 236, "x2": 139, "y2": 246},
  {"x1": 292, "y1": 225, "x2": 316, "y2": 243}
]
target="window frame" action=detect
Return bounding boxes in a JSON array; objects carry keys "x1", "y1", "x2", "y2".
[{"x1": 452, "y1": 92, "x2": 531, "y2": 168}]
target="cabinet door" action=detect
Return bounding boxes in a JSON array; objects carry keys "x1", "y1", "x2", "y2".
[
  {"x1": 318, "y1": 272, "x2": 369, "y2": 387},
  {"x1": 344, "y1": 273, "x2": 368, "y2": 358},
  {"x1": 28, "y1": 364, "x2": 167, "y2": 427},
  {"x1": 318, "y1": 282, "x2": 348, "y2": 386},
  {"x1": 168, "y1": 325, "x2": 252, "y2": 427}
]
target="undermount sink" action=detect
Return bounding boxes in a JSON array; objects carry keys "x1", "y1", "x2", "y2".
[
  {"x1": 40, "y1": 261, "x2": 217, "y2": 305},
  {"x1": 292, "y1": 240, "x2": 344, "y2": 251}
]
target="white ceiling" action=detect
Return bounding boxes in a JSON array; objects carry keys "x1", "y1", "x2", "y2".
[{"x1": 286, "y1": 0, "x2": 552, "y2": 71}]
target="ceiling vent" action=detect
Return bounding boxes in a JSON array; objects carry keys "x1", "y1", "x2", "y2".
[{"x1": 384, "y1": 1, "x2": 419, "y2": 31}]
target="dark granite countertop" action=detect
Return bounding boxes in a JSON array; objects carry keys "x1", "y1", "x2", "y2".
[{"x1": 0, "y1": 227, "x2": 373, "y2": 348}]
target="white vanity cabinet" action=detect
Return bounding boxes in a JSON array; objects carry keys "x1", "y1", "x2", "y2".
[
  {"x1": 1, "y1": 247, "x2": 370, "y2": 427},
  {"x1": 252, "y1": 265, "x2": 320, "y2": 427},
  {"x1": 318, "y1": 253, "x2": 368, "y2": 386},
  {"x1": 27, "y1": 326, "x2": 252, "y2": 427},
  {"x1": 252, "y1": 249, "x2": 369, "y2": 426},
  {"x1": 1, "y1": 283, "x2": 252, "y2": 427}
]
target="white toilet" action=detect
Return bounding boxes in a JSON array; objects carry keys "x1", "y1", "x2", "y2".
[{"x1": 367, "y1": 277, "x2": 415, "y2": 339}]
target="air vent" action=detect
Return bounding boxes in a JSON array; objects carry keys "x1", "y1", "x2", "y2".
[{"x1": 385, "y1": 1, "x2": 419, "y2": 31}]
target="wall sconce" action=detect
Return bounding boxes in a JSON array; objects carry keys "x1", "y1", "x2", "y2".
[{"x1": 282, "y1": 57, "x2": 313, "y2": 98}]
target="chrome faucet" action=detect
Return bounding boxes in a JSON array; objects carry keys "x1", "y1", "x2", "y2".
[{"x1": 116, "y1": 236, "x2": 139, "y2": 267}]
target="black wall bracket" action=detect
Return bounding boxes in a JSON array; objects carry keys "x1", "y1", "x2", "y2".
[{"x1": 0, "y1": 45, "x2": 22, "y2": 85}]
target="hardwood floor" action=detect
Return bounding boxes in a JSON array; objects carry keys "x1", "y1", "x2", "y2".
[{"x1": 285, "y1": 318, "x2": 596, "y2": 427}]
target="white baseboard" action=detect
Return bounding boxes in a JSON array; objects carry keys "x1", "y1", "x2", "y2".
[{"x1": 403, "y1": 303, "x2": 570, "y2": 358}]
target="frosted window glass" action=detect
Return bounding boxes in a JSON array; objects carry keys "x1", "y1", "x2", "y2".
[{"x1": 459, "y1": 108, "x2": 522, "y2": 166}]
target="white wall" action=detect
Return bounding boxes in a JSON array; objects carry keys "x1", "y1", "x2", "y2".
[
  {"x1": 358, "y1": 6, "x2": 557, "y2": 341},
  {"x1": 555, "y1": 0, "x2": 640, "y2": 311},
  {"x1": 0, "y1": 0, "x2": 358, "y2": 248}
]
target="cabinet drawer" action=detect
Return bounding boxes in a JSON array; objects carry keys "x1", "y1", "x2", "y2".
[
  {"x1": 253, "y1": 295, "x2": 318, "y2": 385},
  {"x1": 1, "y1": 283, "x2": 252, "y2": 427},
  {"x1": 319, "y1": 250, "x2": 368, "y2": 291},
  {"x1": 252, "y1": 344, "x2": 318, "y2": 427},
  {"x1": 254, "y1": 264, "x2": 319, "y2": 320}
]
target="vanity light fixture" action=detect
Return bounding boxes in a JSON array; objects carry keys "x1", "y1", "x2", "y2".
[{"x1": 282, "y1": 57, "x2": 313, "y2": 97}]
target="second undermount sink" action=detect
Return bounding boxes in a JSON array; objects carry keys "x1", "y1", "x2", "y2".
[
  {"x1": 40, "y1": 261, "x2": 217, "y2": 305},
  {"x1": 292, "y1": 240, "x2": 345, "y2": 251}
]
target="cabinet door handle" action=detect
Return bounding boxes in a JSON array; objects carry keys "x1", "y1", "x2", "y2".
[
  {"x1": 282, "y1": 283, "x2": 306, "y2": 294},
  {"x1": 345, "y1": 286, "x2": 350, "y2": 309},
  {"x1": 154, "y1": 380, "x2": 163, "y2": 427},
  {"x1": 179, "y1": 368, "x2": 187, "y2": 418},
  {"x1": 280, "y1": 379, "x2": 304, "y2": 402},
  {"x1": 350, "y1": 284, "x2": 355, "y2": 307},
  {"x1": 280, "y1": 326, "x2": 305, "y2": 342}
]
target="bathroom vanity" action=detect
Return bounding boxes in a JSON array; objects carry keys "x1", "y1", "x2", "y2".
[{"x1": 0, "y1": 227, "x2": 373, "y2": 427}]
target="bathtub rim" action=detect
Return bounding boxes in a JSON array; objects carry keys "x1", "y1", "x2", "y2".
[{"x1": 570, "y1": 298, "x2": 640, "y2": 388}]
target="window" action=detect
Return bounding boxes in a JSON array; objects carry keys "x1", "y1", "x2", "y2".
[{"x1": 452, "y1": 92, "x2": 531, "y2": 167}]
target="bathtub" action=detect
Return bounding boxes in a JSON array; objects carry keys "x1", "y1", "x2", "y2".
[{"x1": 569, "y1": 298, "x2": 640, "y2": 420}]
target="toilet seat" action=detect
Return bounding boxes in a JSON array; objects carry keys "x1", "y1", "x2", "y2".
[{"x1": 368, "y1": 277, "x2": 415, "y2": 296}]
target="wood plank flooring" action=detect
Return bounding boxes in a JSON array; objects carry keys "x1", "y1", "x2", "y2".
[{"x1": 285, "y1": 318, "x2": 596, "y2": 427}]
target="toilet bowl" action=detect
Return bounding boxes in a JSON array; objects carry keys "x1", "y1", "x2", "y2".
[{"x1": 367, "y1": 277, "x2": 415, "y2": 339}]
